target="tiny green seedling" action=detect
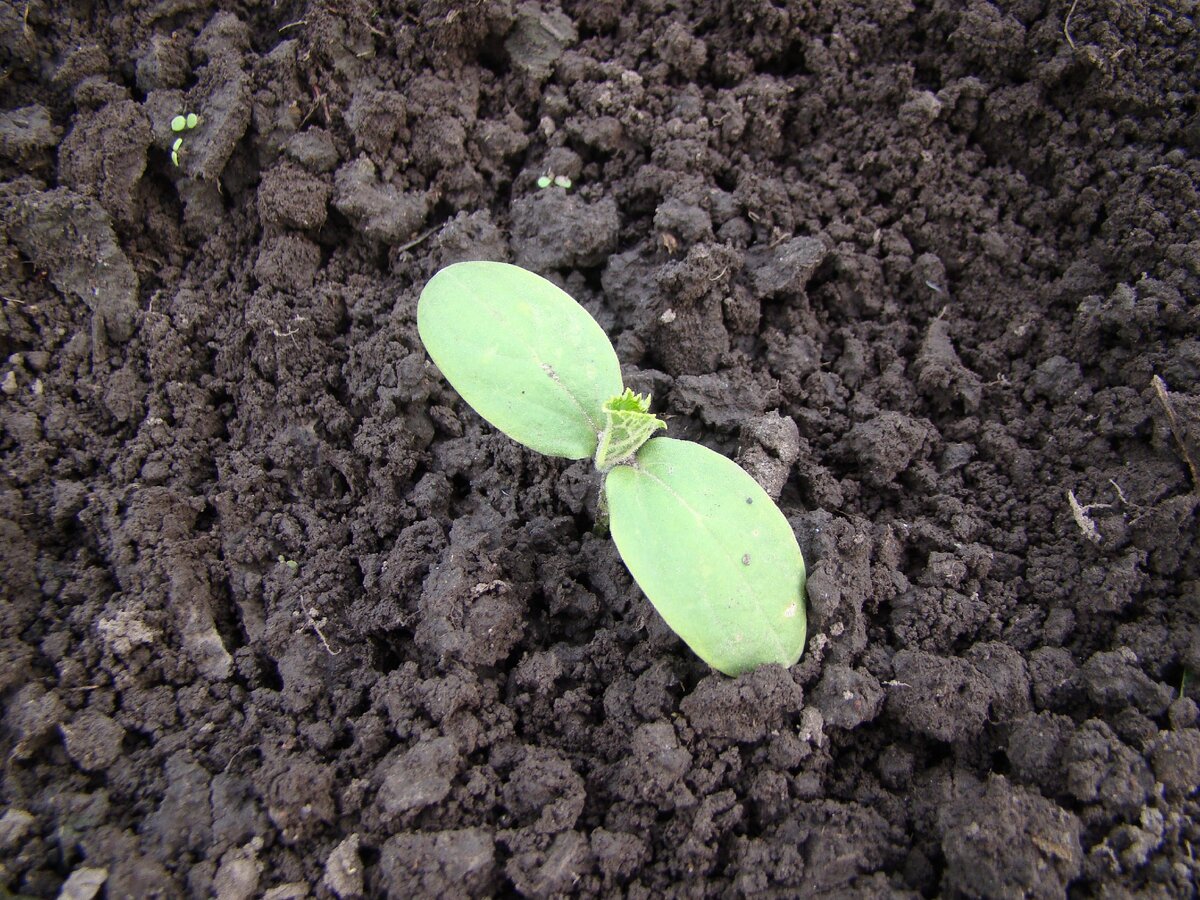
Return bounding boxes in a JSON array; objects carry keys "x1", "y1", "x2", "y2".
[
  {"x1": 536, "y1": 173, "x2": 572, "y2": 190},
  {"x1": 169, "y1": 111, "x2": 199, "y2": 166},
  {"x1": 418, "y1": 261, "x2": 807, "y2": 676}
]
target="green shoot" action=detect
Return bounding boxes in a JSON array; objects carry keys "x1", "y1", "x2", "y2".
[
  {"x1": 595, "y1": 389, "x2": 665, "y2": 471},
  {"x1": 418, "y1": 262, "x2": 808, "y2": 676},
  {"x1": 169, "y1": 111, "x2": 199, "y2": 167},
  {"x1": 536, "y1": 173, "x2": 573, "y2": 190}
]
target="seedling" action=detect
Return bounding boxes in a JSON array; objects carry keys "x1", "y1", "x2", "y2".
[
  {"x1": 536, "y1": 173, "x2": 573, "y2": 189},
  {"x1": 169, "y1": 111, "x2": 199, "y2": 166},
  {"x1": 418, "y1": 261, "x2": 807, "y2": 676}
]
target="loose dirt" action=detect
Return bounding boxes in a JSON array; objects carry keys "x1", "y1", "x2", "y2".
[{"x1": 2, "y1": 1, "x2": 1198, "y2": 897}]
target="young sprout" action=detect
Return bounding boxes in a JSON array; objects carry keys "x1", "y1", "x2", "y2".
[
  {"x1": 594, "y1": 388, "x2": 665, "y2": 471},
  {"x1": 536, "y1": 173, "x2": 573, "y2": 190},
  {"x1": 418, "y1": 261, "x2": 807, "y2": 676},
  {"x1": 169, "y1": 112, "x2": 199, "y2": 166}
]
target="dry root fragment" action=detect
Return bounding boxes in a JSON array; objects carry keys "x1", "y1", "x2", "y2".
[
  {"x1": 1067, "y1": 490, "x2": 1106, "y2": 544},
  {"x1": 1152, "y1": 375, "x2": 1199, "y2": 491}
]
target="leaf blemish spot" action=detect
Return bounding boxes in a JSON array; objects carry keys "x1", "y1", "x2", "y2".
[
  {"x1": 745, "y1": 497, "x2": 753, "y2": 504},
  {"x1": 742, "y1": 553, "x2": 751, "y2": 565},
  {"x1": 784, "y1": 603, "x2": 797, "y2": 618}
]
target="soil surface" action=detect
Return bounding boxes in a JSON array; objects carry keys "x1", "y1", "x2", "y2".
[{"x1": 2, "y1": 1, "x2": 1199, "y2": 897}]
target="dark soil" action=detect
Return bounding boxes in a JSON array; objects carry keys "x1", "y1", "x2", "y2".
[{"x1": 2, "y1": 1, "x2": 1199, "y2": 897}]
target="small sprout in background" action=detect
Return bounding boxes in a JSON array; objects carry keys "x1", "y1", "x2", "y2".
[
  {"x1": 170, "y1": 112, "x2": 199, "y2": 132},
  {"x1": 418, "y1": 261, "x2": 808, "y2": 677},
  {"x1": 536, "y1": 173, "x2": 573, "y2": 190},
  {"x1": 278, "y1": 554, "x2": 299, "y2": 573},
  {"x1": 169, "y1": 111, "x2": 199, "y2": 166}
]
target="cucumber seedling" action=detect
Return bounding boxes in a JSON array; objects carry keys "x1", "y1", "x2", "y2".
[{"x1": 417, "y1": 261, "x2": 807, "y2": 676}]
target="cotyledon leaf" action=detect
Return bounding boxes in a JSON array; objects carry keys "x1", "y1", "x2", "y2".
[
  {"x1": 605, "y1": 437, "x2": 807, "y2": 676},
  {"x1": 418, "y1": 261, "x2": 623, "y2": 459}
]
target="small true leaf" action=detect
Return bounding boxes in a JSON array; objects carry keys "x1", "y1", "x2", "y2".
[
  {"x1": 418, "y1": 261, "x2": 623, "y2": 459},
  {"x1": 595, "y1": 388, "x2": 665, "y2": 471},
  {"x1": 605, "y1": 437, "x2": 807, "y2": 676}
]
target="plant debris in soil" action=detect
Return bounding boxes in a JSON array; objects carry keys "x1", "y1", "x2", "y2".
[{"x1": 1, "y1": 1, "x2": 1199, "y2": 897}]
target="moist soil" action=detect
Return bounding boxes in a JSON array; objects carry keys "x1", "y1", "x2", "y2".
[{"x1": 2, "y1": 1, "x2": 1199, "y2": 898}]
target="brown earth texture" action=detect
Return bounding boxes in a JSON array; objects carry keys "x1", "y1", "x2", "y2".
[{"x1": 2, "y1": 1, "x2": 1200, "y2": 897}]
